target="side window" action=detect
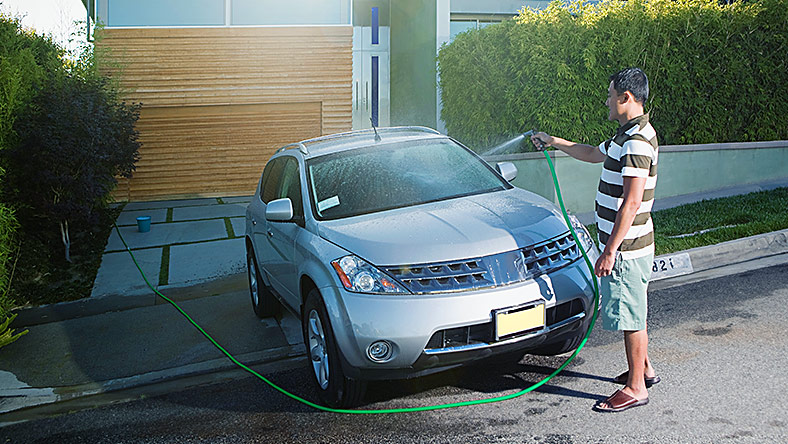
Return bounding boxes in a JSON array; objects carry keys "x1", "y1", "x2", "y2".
[
  {"x1": 277, "y1": 157, "x2": 304, "y2": 219},
  {"x1": 260, "y1": 158, "x2": 285, "y2": 204}
]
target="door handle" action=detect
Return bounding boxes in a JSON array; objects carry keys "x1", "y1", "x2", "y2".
[
  {"x1": 365, "y1": 81, "x2": 369, "y2": 111},
  {"x1": 354, "y1": 80, "x2": 359, "y2": 110}
]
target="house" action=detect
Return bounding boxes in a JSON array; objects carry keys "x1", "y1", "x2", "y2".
[{"x1": 84, "y1": 0, "x2": 545, "y2": 200}]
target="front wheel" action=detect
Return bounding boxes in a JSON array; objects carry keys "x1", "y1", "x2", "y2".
[{"x1": 303, "y1": 289, "x2": 366, "y2": 408}]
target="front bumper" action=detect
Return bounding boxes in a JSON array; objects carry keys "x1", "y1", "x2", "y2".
[{"x1": 324, "y1": 254, "x2": 597, "y2": 380}]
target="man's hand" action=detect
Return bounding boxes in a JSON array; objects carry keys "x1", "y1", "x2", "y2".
[
  {"x1": 594, "y1": 250, "x2": 616, "y2": 277},
  {"x1": 531, "y1": 132, "x2": 552, "y2": 150}
]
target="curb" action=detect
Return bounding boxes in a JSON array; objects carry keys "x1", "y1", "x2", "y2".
[
  {"x1": 0, "y1": 344, "x2": 305, "y2": 416},
  {"x1": 678, "y1": 228, "x2": 788, "y2": 272},
  {"x1": 648, "y1": 228, "x2": 788, "y2": 282},
  {"x1": 12, "y1": 273, "x2": 248, "y2": 328}
]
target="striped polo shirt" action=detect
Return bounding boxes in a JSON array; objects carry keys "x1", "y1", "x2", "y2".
[{"x1": 596, "y1": 114, "x2": 658, "y2": 260}]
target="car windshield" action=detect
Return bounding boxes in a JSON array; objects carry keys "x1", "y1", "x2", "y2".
[{"x1": 306, "y1": 139, "x2": 510, "y2": 220}]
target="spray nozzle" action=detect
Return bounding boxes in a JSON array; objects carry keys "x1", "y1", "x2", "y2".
[{"x1": 522, "y1": 129, "x2": 546, "y2": 151}]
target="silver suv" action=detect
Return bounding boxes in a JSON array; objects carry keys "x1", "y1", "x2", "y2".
[{"x1": 245, "y1": 127, "x2": 599, "y2": 407}]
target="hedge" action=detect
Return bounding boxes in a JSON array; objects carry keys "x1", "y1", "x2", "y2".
[
  {"x1": 0, "y1": 16, "x2": 53, "y2": 317},
  {"x1": 438, "y1": 0, "x2": 788, "y2": 150}
]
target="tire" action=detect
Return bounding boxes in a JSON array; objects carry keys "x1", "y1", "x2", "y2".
[
  {"x1": 247, "y1": 245, "x2": 278, "y2": 318},
  {"x1": 303, "y1": 288, "x2": 366, "y2": 408},
  {"x1": 529, "y1": 331, "x2": 585, "y2": 356}
]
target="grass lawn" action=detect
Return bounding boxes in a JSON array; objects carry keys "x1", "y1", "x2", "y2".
[{"x1": 586, "y1": 187, "x2": 788, "y2": 256}]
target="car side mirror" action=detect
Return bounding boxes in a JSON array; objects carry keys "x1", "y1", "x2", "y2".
[
  {"x1": 266, "y1": 198, "x2": 294, "y2": 222},
  {"x1": 496, "y1": 162, "x2": 518, "y2": 182}
]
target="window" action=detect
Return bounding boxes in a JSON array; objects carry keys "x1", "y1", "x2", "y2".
[
  {"x1": 277, "y1": 158, "x2": 304, "y2": 220},
  {"x1": 233, "y1": 0, "x2": 351, "y2": 25},
  {"x1": 105, "y1": 0, "x2": 225, "y2": 27},
  {"x1": 450, "y1": 20, "x2": 478, "y2": 41},
  {"x1": 449, "y1": 14, "x2": 514, "y2": 42},
  {"x1": 307, "y1": 139, "x2": 510, "y2": 220},
  {"x1": 99, "y1": 0, "x2": 351, "y2": 27},
  {"x1": 261, "y1": 158, "x2": 286, "y2": 204}
]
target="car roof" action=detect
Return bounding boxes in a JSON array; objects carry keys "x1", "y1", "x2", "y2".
[{"x1": 276, "y1": 126, "x2": 450, "y2": 160}]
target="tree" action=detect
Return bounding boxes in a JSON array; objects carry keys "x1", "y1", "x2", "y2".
[{"x1": 8, "y1": 73, "x2": 140, "y2": 262}]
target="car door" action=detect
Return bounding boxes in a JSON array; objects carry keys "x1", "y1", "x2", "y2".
[
  {"x1": 252, "y1": 157, "x2": 285, "y2": 286},
  {"x1": 264, "y1": 156, "x2": 305, "y2": 308}
]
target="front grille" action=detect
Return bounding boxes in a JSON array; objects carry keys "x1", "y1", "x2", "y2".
[
  {"x1": 424, "y1": 299, "x2": 585, "y2": 352},
  {"x1": 383, "y1": 231, "x2": 580, "y2": 294},
  {"x1": 424, "y1": 323, "x2": 492, "y2": 350},
  {"x1": 385, "y1": 259, "x2": 492, "y2": 293},
  {"x1": 547, "y1": 298, "x2": 585, "y2": 326},
  {"x1": 520, "y1": 232, "x2": 580, "y2": 277}
]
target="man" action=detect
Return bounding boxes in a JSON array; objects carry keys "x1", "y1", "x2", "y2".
[{"x1": 531, "y1": 67, "x2": 659, "y2": 412}]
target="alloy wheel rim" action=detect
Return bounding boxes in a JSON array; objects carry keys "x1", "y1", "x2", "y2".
[
  {"x1": 308, "y1": 309, "x2": 330, "y2": 389},
  {"x1": 248, "y1": 255, "x2": 259, "y2": 306}
]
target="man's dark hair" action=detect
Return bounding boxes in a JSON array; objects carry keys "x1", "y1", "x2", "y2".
[{"x1": 610, "y1": 67, "x2": 649, "y2": 104}]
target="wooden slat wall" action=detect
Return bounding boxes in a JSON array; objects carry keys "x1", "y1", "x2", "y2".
[{"x1": 98, "y1": 26, "x2": 352, "y2": 201}]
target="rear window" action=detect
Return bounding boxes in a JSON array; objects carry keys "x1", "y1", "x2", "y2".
[{"x1": 306, "y1": 139, "x2": 509, "y2": 220}]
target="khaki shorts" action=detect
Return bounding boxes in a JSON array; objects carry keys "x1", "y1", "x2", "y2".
[{"x1": 600, "y1": 252, "x2": 653, "y2": 331}]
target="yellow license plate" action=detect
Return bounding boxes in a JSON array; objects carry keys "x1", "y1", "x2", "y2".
[{"x1": 494, "y1": 303, "x2": 545, "y2": 340}]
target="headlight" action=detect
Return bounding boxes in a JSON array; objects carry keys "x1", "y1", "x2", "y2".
[
  {"x1": 331, "y1": 255, "x2": 410, "y2": 294},
  {"x1": 568, "y1": 214, "x2": 595, "y2": 253}
]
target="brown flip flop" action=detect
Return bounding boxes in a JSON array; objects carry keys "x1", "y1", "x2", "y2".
[
  {"x1": 614, "y1": 370, "x2": 661, "y2": 387},
  {"x1": 593, "y1": 389, "x2": 649, "y2": 412}
]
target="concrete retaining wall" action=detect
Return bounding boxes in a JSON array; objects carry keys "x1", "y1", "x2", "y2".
[{"x1": 484, "y1": 140, "x2": 788, "y2": 215}]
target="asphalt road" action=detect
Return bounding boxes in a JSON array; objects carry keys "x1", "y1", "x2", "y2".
[{"x1": 3, "y1": 263, "x2": 788, "y2": 444}]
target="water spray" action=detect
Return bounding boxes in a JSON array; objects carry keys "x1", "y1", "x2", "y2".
[{"x1": 482, "y1": 130, "x2": 547, "y2": 156}]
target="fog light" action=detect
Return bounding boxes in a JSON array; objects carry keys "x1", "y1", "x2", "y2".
[{"x1": 367, "y1": 340, "x2": 393, "y2": 362}]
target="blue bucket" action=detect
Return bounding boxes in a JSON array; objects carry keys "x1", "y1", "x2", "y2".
[{"x1": 136, "y1": 216, "x2": 151, "y2": 233}]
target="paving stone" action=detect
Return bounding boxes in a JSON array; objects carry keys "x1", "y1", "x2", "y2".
[
  {"x1": 222, "y1": 196, "x2": 253, "y2": 205},
  {"x1": 123, "y1": 198, "x2": 219, "y2": 211},
  {"x1": 104, "y1": 219, "x2": 228, "y2": 252},
  {"x1": 231, "y1": 217, "x2": 246, "y2": 238},
  {"x1": 168, "y1": 238, "x2": 246, "y2": 286},
  {"x1": 172, "y1": 204, "x2": 246, "y2": 222},
  {"x1": 91, "y1": 248, "x2": 162, "y2": 298},
  {"x1": 116, "y1": 208, "x2": 168, "y2": 226}
]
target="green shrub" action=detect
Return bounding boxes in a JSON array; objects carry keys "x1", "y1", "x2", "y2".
[
  {"x1": 7, "y1": 73, "x2": 140, "y2": 262},
  {"x1": 438, "y1": 0, "x2": 788, "y2": 150},
  {"x1": 0, "y1": 15, "x2": 51, "y2": 344},
  {"x1": 0, "y1": 203, "x2": 18, "y2": 317},
  {"x1": 0, "y1": 313, "x2": 26, "y2": 348}
]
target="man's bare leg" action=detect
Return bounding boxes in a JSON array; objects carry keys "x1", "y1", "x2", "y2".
[
  {"x1": 597, "y1": 329, "x2": 649, "y2": 409},
  {"x1": 644, "y1": 352, "x2": 656, "y2": 379},
  {"x1": 622, "y1": 329, "x2": 649, "y2": 399}
]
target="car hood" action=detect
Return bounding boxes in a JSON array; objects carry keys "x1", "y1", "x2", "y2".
[{"x1": 317, "y1": 188, "x2": 571, "y2": 266}]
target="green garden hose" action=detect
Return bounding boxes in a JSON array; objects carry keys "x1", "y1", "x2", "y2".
[{"x1": 116, "y1": 150, "x2": 599, "y2": 414}]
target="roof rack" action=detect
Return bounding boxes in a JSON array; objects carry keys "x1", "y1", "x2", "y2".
[
  {"x1": 310, "y1": 126, "x2": 440, "y2": 144},
  {"x1": 274, "y1": 126, "x2": 442, "y2": 156},
  {"x1": 276, "y1": 142, "x2": 308, "y2": 155}
]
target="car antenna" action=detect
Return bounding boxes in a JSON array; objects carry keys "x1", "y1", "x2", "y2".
[{"x1": 370, "y1": 117, "x2": 382, "y2": 142}]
